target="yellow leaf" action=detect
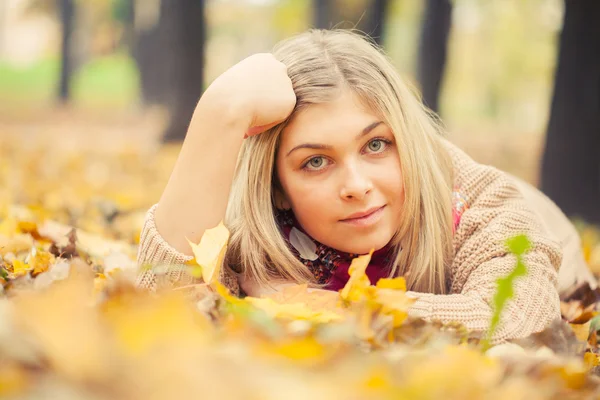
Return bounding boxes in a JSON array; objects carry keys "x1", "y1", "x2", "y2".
[
  {"x1": 570, "y1": 321, "x2": 591, "y2": 342},
  {"x1": 186, "y1": 221, "x2": 229, "y2": 284},
  {"x1": 398, "y1": 346, "x2": 501, "y2": 398},
  {"x1": 375, "y1": 277, "x2": 406, "y2": 291},
  {"x1": 29, "y1": 250, "x2": 54, "y2": 276},
  {"x1": 0, "y1": 216, "x2": 18, "y2": 236},
  {"x1": 556, "y1": 361, "x2": 588, "y2": 390},
  {"x1": 270, "y1": 336, "x2": 326, "y2": 363},
  {"x1": 362, "y1": 366, "x2": 392, "y2": 392},
  {"x1": 340, "y1": 250, "x2": 373, "y2": 302},
  {"x1": 245, "y1": 297, "x2": 343, "y2": 323},
  {"x1": 12, "y1": 271, "x2": 111, "y2": 382},
  {"x1": 265, "y1": 284, "x2": 344, "y2": 315},
  {"x1": 375, "y1": 288, "x2": 415, "y2": 327},
  {"x1": 0, "y1": 234, "x2": 33, "y2": 257},
  {"x1": 102, "y1": 291, "x2": 210, "y2": 356},
  {"x1": 584, "y1": 352, "x2": 600, "y2": 370},
  {"x1": 94, "y1": 273, "x2": 107, "y2": 296},
  {"x1": 214, "y1": 281, "x2": 244, "y2": 306},
  {"x1": 0, "y1": 363, "x2": 28, "y2": 397},
  {"x1": 12, "y1": 259, "x2": 31, "y2": 277}
]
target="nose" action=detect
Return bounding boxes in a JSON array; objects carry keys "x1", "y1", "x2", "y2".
[{"x1": 339, "y1": 162, "x2": 373, "y2": 200}]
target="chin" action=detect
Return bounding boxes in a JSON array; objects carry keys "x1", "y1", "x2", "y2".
[{"x1": 334, "y1": 235, "x2": 392, "y2": 255}]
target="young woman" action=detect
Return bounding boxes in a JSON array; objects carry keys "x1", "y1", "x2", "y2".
[{"x1": 136, "y1": 29, "x2": 595, "y2": 343}]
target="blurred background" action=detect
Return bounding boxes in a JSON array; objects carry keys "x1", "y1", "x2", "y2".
[{"x1": 0, "y1": 0, "x2": 598, "y2": 239}]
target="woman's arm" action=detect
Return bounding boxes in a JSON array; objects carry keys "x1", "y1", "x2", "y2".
[
  {"x1": 407, "y1": 145, "x2": 563, "y2": 344},
  {"x1": 153, "y1": 95, "x2": 248, "y2": 255},
  {"x1": 407, "y1": 246, "x2": 560, "y2": 344},
  {"x1": 154, "y1": 53, "x2": 295, "y2": 256},
  {"x1": 136, "y1": 54, "x2": 295, "y2": 293}
]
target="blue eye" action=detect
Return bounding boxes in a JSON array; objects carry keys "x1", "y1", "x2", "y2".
[
  {"x1": 365, "y1": 138, "x2": 390, "y2": 154},
  {"x1": 309, "y1": 157, "x2": 324, "y2": 168},
  {"x1": 302, "y1": 156, "x2": 329, "y2": 171}
]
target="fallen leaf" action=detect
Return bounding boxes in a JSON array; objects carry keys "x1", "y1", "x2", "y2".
[
  {"x1": 376, "y1": 277, "x2": 407, "y2": 291},
  {"x1": 570, "y1": 321, "x2": 591, "y2": 343},
  {"x1": 340, "y1": 250, "x2": 373, "y2": 302},
  {"x1": 11, "y1": 260, "x2": 30, "y2": 277},
  {"x1": 245, "y1": 297, "x2": 343, "y2": 324},
  {"x1": 186, "y1": 221, "x2": 229, "y2": 284}
]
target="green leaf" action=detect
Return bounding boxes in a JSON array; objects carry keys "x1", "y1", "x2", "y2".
[
  {"x1": 506, "y1": 234, "x2": 531, "y2": 256},
  {"x1": 481, "y1": 235, "x2": 531, "y2": 351},
  {"x1": 589, "y1": 315, "x2": 600, "y2": 333}
]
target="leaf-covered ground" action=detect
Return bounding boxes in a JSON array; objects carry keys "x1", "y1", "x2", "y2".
[{"x1": 1, "y1": 118, "x2": 600, "y2": 399}]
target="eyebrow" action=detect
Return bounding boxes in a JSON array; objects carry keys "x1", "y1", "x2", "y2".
[{"x1": 285, "y1": 121, "x2": 384, "y2": 157}]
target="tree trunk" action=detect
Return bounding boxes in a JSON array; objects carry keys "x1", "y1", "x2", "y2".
[
  {"x1": 540, "y1": 0, "x2": 600, "y2": 224},
  {"x1": 367, "y1": 0, "x2": 389, "y2": 46},
  {"x1": 417, "y1": 0, "x2": 453, "y2": 114},
  {"x1": 313, "y1": 0, "x2": 331, "y2": 29},
  {"x1": 133, "y1": 0, "x2": 206, "y2": 142},
  {"x1": 122, "y1": 0, "x2": 136, "y2": 50},
  {"x1": 58, "y1": 0, "x2": 75, "y2": 103},
  {"x1": 160, "y1": 0, "x2": 206, "y2": 142},
  {"x1": 312, "y1": 0, "x2": 388, "y2": 46}
]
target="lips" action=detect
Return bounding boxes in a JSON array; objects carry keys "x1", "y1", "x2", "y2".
[{"x1": 341, "y1": 205, "x2": 385, "y2": 221}]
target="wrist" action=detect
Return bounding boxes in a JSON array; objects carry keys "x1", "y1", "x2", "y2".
[{"x1": 199, "y1": 85, "x2": 253, "y2": 131}]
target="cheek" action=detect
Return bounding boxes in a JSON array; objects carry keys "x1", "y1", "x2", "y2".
[
  {"x1": 287, "y1": 180, "x2": 335, "y2": 217},
  {"x1": 376, "y1": 157, "x2": 404, "y2": 203},
  {"x1": 277, "y1": 170, "x2": 338, "y2": 230}
]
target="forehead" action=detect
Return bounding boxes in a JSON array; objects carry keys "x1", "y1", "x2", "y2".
[{"x1": 280, "y1": 91, "x2": 380, "y2": 147}]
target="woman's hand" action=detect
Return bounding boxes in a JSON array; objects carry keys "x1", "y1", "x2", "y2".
[{"x1": 203, "y1": 53, "x2": 297, "y2": 137}]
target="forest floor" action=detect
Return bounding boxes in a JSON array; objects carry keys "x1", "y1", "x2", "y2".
[{"x1": 0, "y1": 108, "x2": 599, "y2": 399}]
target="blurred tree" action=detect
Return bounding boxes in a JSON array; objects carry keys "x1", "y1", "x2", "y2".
[
  {"x1": 313, "y1": 0, "x2": 330, "y2": 30},
  {"x1": 113, "y1": 0, "x2": 135, "y2": 49},
  {"x1": 313, "y1": 0, "x2": 389, "y2": 46},
  {"x1": 134, "y1": 0, "x2": 205, "y2": 142},
  {"x1": 416, "y1": 0, "x2": 452, "y2": 114},
  {"x1": 541, "y1": 0, "x2": 600, "y2": 224},
  {"x1": 58, "y1": 0, "x2": 75, "y2": 102}
]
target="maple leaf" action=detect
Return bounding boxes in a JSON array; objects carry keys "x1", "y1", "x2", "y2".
[
  {"x1": 340, "y1": 250, "x2": 373, "y2": 302},
  {"x1": 186, "y1": 221, "x2": 229, "y2": 284}
]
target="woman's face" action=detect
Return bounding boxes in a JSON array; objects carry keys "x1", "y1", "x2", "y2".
[{"x1": 276, "y1": 91, "x2": 404, "y2": 254}]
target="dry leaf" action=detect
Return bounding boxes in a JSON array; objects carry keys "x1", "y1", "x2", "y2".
[
  {"x1": 340, "y1": 250, "x2": 373, "y2": 302},
  {"x1": 11, "y1": 259, "x2": 30, "y2": 277},
  {"x1": 186, "y1": 221, "x2": 229, "y2": 284},
  {"x1": 245, "y1": 297, "x2": 343, "y2": 324}
]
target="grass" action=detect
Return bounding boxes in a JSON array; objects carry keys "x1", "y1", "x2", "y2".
[{"x1": 0, "y1": 52, "x2": 140, "y2": 109}]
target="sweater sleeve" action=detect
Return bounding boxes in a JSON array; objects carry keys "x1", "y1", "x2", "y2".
[
  {"x1": 407, "y1": 144, "x2": 562, "y2": 344},
  {"x1": 135, "y1": 204, "x2": 240, "y2": 296}
]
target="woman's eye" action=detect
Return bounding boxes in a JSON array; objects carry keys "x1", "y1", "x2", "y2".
[
  {"x1": 303, "y1": 156, "x2": 328, "y2": 171},
  {"x1": 366, "y1": 139, "x2": 388, "y2": 153}
]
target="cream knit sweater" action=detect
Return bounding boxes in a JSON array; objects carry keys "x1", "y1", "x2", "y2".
[{"x1": 136, "y1": 141, "x2": 594, "y2": 343}]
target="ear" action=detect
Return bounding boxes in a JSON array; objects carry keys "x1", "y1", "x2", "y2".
[{"x1": 273, "y1": 187, "x2": 291, "y2": 211}]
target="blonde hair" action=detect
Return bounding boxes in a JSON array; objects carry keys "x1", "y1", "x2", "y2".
[{"x1": 225, "y1": 29, "x2": 454, "y2": 294}]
